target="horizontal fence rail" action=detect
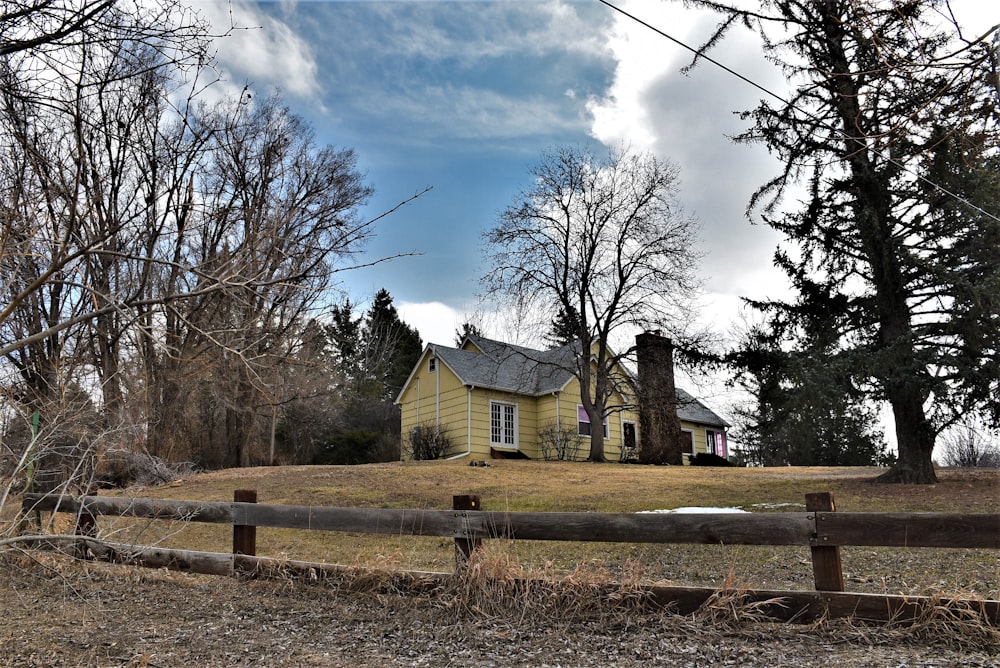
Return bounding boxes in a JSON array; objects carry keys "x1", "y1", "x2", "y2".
[
  {"x1": 22, "y1": 492, "x2": 999, "y2": 549},
  {"x1": 19, "y1": 490, "x2": 1000, "y2": 625},
  {"x1": 812, "y1": 512, "x2": 999, "y2": 548}
]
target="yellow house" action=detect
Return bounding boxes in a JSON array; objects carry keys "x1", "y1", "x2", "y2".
[{"x1": 396, "y1": 334, "x2": 729, "y2": 462}]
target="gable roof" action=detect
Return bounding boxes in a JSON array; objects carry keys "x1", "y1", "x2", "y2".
[
  {"x1": 675, "y1": 387, "x2": 729, "y2": 428},
  {"x1": 431, "y1": 334, "x2": 578, "y2": 396}
]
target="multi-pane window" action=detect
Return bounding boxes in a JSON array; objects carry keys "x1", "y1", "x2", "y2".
[
  {"x1": 577, "y1": 405, "x2": 609, "y2": 438},
  {"x1": 705, "y1": 429, "x2": 726, "y2": 457},
  {"x1": 490, "y1": 401, "x2": 517, "y2": 448}
]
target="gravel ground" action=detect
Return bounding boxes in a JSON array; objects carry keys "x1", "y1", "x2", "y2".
[{"x1": 1, "y1": 558, "x2": 997, "y2": 668}]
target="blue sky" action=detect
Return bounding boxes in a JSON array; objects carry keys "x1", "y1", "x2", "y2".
[
  {"x1": 204, "y1": 2, "x2": 619, "y2": 309},
  {"x1": 197, "y1": 1, "x2": 791, "y2": 338},
  {"x1": 193, "y1": 0, "x2": 996, "y2": 419}
]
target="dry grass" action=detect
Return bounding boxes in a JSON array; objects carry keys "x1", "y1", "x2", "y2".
[
  {"x1": 66, "y1": 461, "x2": 997, "y2": 601},
  {"x1": 3, "y1": 526, "x2": 999, "y2": 664},
  {"x1": 443, "y1": 541, "x2": 655, "y2": 624},
  {"x1": 4, "y1": 461, "x2": 998, "y2": 661},
  {"x1": 692, "y1": 569, "x2": 794, "y2": 627},
  {"x1": 128, "y1": 460, "x2": 999, "y2": 516}
]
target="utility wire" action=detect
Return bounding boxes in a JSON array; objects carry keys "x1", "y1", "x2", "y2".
[{"x1": 596, "y1": 0, "x2": 1000, "y2": 225}]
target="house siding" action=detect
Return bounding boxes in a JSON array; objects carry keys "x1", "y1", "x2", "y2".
[
  {"x1": 680, "y1": 421, "x2": 728, "y2": 458},
  {"x1": 468, "y1": 389, "x2": 541, "y2": 459},
  {"x1": 399, "y1": 350, "x2": 471, "y2": 457},
  {"x1": 546, "y1": 377, "x2": 640, "y2": 462}
]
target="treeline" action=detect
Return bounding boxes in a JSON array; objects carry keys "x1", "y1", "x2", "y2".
[{"x1": 0, "y1": 2, "x2": 420, "y2": 487}]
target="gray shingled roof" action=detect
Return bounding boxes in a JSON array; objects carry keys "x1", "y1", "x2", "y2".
[
  {"x1": 427, "y1": 335, "x2": 729, "y2": 428},
  {"x1": 675, "y1": 387, "x2": 729, "y2": 428},
  {"x1": 431, "y1": 335, "x2": 577, "y2": 395}
]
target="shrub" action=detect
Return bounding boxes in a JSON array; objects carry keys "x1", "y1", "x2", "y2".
[
  {"x1": 404, "y1": 424, "x2": 454, "y2": 461},
  {"x1": 96, "y1": 450, "x2": 197, "y2": 488},
  {"x1": 537, "y1": 424, "x2": 583, "y2": 461},
  {"x1": 313, "y1": 429, "x2": 382, "y2": 465},
  {"x1": 689, "y1": 452, "x2": 735, "y2": 467},
  {"x1": 937, "y1": 421, "x2": 1000, "y2": 468}
]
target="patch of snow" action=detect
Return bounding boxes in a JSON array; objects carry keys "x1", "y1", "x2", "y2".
[
  {"x1": 748, "y1": 502, "x2": 805, "y2": 510},
  {"x1": 637, "y1": 506, "x2": 749, "y2": 514}
]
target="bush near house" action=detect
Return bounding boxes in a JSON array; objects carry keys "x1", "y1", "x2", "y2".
[
  {"x1": 405, "y1": 424, "x2": 455, "y2": 461},
  {"x1": 689, "y1": 453, "x2": 735, "y2": 467}
]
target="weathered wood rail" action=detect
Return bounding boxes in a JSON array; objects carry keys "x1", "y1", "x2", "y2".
[{"x1": 20, "y1": 490, "x2": 1000, "y2": 625}]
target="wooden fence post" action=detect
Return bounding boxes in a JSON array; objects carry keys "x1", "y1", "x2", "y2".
[
  {"x1": 453, "y1": 494, "x2": 482, "y2": 567},
  {"x1": 233, "y1": 489, "x2": 257, "y2": 556},
  {"x1": 806, "y1": 492, "x2": 845, "y2": 592}
]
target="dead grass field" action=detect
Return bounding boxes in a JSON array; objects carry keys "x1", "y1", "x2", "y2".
[
  {"x1": 71, "y1": 461, "x2": 1000, "y2": 597},
  {"x1": 2, "y1": 463, "x2": 998, "y2": 667}
]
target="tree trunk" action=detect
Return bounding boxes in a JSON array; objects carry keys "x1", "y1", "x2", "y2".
[
  {"x1": 578, "y1": 342, "x2": 607, "y2": 463},
  {"x1": 95, "y1": 309, "x2": 124, "y2": 433},
  {"x1": 877, "y1": 383, "x2": 937, "y2": 483},
  {"x1": 819, "y1": 5, "x2": 937, "y2": 483},
  {"x1": 588, "y1": 427, "x2": 606, "y2": 463}
]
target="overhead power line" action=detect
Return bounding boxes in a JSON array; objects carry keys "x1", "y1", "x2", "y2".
[{"x1": 596, "y1": 0, "x2": 1000, "y2": 225}]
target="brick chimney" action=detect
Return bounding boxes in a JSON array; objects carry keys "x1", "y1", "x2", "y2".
[{"x1": 636, "y1": 331, "x2": 683, "y2": 465}]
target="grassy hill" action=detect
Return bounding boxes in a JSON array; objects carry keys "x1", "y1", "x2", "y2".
[{"x1": 90, "y1": 461, "x2": 998, "y2": 598}]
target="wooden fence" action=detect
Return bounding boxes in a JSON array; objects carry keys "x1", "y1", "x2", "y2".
[{"x1": 20, "y1": 490, "x2": 1000, "y2": 625}]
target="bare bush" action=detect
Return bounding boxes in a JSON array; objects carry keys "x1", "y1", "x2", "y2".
[
  {"x1": 937, "y1": 421, "x2": 1000, "y2": 468},
  {"x1": 404, "y1": 424, "x2": 454, "y2": 461},
  {"x1": 537, "y1": 423, "x2": 583, "y2": 461},
  {"x1": 95, "y1": 450, "x2": 197, "y2": 489}
]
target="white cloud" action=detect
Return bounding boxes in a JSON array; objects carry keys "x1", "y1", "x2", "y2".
[
  {"x1": 196, "y1": 1, "x2": 320, "y2": 99},
  {"x1": 364, "y1": 84, "x2": 588, "y2": 143},
  {"x1": 360, "y1": 1, "x2": 610, "y2": 63},
  {"x1": 586, "y1": 1, "x2": 715, "y2": 150},
  {"x1": 398, "y1": 300, "x2": 538, "y2": 350},
  {"x1": 587, "y1": 1, "x2": 791, "y2": 303},
  {"x1": 398, "y1": 301, "x2": 466, "y2": 347}
]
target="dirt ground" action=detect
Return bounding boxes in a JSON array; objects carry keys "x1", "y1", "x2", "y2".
[{"x1": 0, "y1": 554, "x2": 997, "y2": 668}]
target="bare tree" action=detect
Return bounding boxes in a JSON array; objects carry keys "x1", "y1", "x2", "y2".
[
  {"x1": 145, "y1": 93, "x2": 374, "y2": 468},
  {"x1": 0, "y1": 8, "x2": 222, "y2": 483},
  {"x1": 0, "y1": 0, "x2": 380, "y2": 482},
  {"x1": 482, "y1": 145, "x2": 701, "y2": 461},
  {"x1": 0, "y1": 0, "x2": 210, "y2": 63}
]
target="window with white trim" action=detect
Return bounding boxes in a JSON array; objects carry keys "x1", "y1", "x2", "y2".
[
  {"x1": 577, "y1": 405, "x2": 609, "y2": 438},
  {"x1": 490, "y1": 401, "x2": 518, "y2": 448}
]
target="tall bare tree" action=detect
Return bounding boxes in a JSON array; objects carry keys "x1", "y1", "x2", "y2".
[
  {"x1": 0, "y1": 0, "x2": 221, "y2": 502},
  {"x1": 482, "y1": 145, "x2": 701, "y2": 461},
  {"x1": 0, "y1": 0, "x2": 210, "y2": 67},
  {"x1": 145, "y1": 93, "x2": 374, "y2": 467},
  {"x1": 0, "y1": 33, "x2": 209, "y2": 425},
  {"x1": 0, "y1": 1, "x2": 382, "y2": 479}
]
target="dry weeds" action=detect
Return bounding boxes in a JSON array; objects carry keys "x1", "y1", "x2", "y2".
[
  {"x1": 1, "y1": 551, "x2": 998, "y2": 668},
  {"x1": 2, "y1": 464, "x2": 998, "y2": 666}
]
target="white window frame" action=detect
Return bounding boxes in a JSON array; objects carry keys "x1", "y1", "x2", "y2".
[
  {"x1": 490, "y1": 400, "x2": 518, "y2": 449},
  {"x1": 577, "y1": 405, "x2": 609, "y2": 438}
]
